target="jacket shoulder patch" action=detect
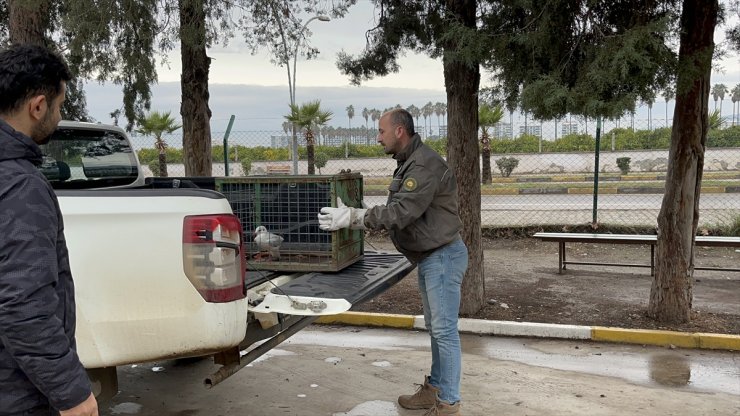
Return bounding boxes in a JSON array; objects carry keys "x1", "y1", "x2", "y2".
[{"x1": 403, "y1": 177, "x2": 418, "y2": 191}]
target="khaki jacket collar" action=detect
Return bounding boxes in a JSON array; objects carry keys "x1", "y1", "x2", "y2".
[{"x1": 393, "y1": 133, "x2": 423, "y2": 163}]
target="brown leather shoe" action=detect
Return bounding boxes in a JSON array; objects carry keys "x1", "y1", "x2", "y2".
[
  {"x1": 422, "y1": 399, "x2": 461, "y2": 416},
  {"x1": 398, "y1": 376, "x2": 439, "y2": 410}
]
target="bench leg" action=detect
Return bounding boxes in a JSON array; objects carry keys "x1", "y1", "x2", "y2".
[
  {"x1": 651, "y1": 244, "x2": 655, "y2": 276},
  {"x1": 559, "y1": 241, "x2": 565, "y2": 273}
]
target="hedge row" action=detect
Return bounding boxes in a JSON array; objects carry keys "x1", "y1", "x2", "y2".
[{"x1": 137, "y1": 126, "x2": 740, "y2": 164}]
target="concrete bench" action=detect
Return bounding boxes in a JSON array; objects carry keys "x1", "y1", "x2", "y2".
[
  {"x1": 266, "y1": 164, "x2": 291, "y2": 175},
  {"x1": 533, "y1": 232, "x2": 740, "y2": 275}
]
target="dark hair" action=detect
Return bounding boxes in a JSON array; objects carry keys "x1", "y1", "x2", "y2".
[
  {"x1": 387, "y1": 108, "x2": 415, "y2": 136},
  {"x1": 0, "y1": 44, "x2": 71, "y2": 115}
]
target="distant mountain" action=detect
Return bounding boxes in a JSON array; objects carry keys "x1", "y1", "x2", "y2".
[{"x1": 83, "y1": 82, "x2": 447, "y2": 132}]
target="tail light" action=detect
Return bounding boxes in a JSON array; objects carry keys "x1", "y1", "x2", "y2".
[{"x1": 183, "y1": 215, "x2": 246, "y2": 303}]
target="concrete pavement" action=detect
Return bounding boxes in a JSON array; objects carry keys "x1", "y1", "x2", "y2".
[
  {"x1": 316, "y1": 312, "x2": 740, "y2": 351},
  {"x1": 102, "y1": 326, "x2": 740, "y2": 415}
]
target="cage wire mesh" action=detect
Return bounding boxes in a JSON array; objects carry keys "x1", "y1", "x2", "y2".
[{"x1": 215, "y1": 173, "x2": 364, "y2": 272}]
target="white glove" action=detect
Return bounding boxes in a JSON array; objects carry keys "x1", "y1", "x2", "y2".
[{"x1": 318, "y1": 199, "x2": 367, "y2": 231}]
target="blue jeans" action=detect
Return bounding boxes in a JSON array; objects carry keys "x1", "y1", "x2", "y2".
[{"x1": 417, "y1": 238, "x2": 468, "y2": 404}]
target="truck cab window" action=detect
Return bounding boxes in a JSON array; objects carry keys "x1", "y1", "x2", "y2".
[{"x1": 39, "y1": 127, "x2": 139, "y2": 189}]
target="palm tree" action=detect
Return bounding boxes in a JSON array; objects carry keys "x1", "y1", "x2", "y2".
[
  {"x1": 731, "y1": 84, "x2": 740, "y2": 126},
  {"x1": 479, "y1": 103, "x2": 504, "y2": 184},
  {"x1": 663, "y1": 88, "x2": 675, "y2": 128},
  {"x1": 422, "y1": 101, "x2": 434, "y2": 139},
  {"x1": 345, "y1": 105, "x2": 354, "y2": 158},
  {"x1": 711, "y1": 84, "x2": 728, "y2": 121},
  {"x1": 407, "y1": 104, "x2": 421, "y2": 133},
  {"x1": 643, "y1": 92, "x2": 655, "y2": 130},
  {"x1": 434, "y1": 102, "x2": 446, "y2": 136},
  {"x1": 371, "y1": 109, "x2": 381, "y2": 131},
  {"x1": 285, "y1": 101, "x2": 332, "y2": 175},
  {"x1": 137, "y1": 111, "x2": 181, "y2": 177},
  {"x1": 362, "y1": 107, "x2": 370, "y2": 144}
]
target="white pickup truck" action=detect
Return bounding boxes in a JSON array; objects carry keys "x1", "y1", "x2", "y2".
[{"x1": 39, "y1": 121, "x2": 413, "y2": 398}]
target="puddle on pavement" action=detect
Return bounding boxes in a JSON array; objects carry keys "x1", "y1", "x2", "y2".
[
  {"x1": 461, "y1": 336, "x2": 740, "y2": 395},
  {"x1": 649, "y1": 354, "x2": 691, "y2": 387},
  {"x1": 332, "y1": 400, "x2": 399, "y2": 416},
  {"x1": 291, "y1": 327, "x2": 739, "y2": 396}
]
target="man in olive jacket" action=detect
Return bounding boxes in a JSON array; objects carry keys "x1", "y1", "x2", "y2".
[
  {"x1": 0, "y1": 45, "x2": 97, "y2": 416},
  {"x1": 318, "y1": 109, "x2": 468, "y2": 416}
]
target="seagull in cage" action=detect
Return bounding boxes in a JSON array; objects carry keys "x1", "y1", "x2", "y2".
[{"x1": 253, "y1": 226, "x2": 283, "y2": 261}]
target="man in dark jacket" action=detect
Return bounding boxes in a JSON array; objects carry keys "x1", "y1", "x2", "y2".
[
  {"x1": 318, "y1": 109, "x2": 468, "y2": 416},
  {"x1": 0, "y1": 45, "x2": 97, "y2": 416}
]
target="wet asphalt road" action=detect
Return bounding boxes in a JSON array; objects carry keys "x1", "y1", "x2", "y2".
[{"x1": 102, "y1": 326, "x2": 740, "y2": 416}]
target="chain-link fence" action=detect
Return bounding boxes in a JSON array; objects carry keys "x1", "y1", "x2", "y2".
[{"x1": 131, "y1": 118, "x2": 740, "y2": 231}]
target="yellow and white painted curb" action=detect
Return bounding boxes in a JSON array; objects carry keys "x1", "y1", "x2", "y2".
[{"x1": 315, "y1": 312, "x2": 740, "y2": 351}]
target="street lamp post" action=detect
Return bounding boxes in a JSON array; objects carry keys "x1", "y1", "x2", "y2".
[{"x1": 274, "y1": 13, "x2": 330, "y2": 175}]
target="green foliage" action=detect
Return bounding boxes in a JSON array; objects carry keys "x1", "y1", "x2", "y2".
[
  {"x1": 479, "y1": 103, "x2": 504, "y2": 135},
  {"x1": 137, "y1": 111, "x2": 181, "y2": 142},
  {"x1": 147, "y1": 159, "x2": 160, "y2": 176},
  {"x1": 240, "y1": 157, "x2": 252, "y2": 176},
  {"x1": 483, "y1": 2, "x2": 679, "y2": 119},
  {"x1": 708, "y1": 109, "x2": 723, "y2": 130},
  {"x1": 314, "y1": 152, "x2": 329, "y2": 173},
  {"x1": 730, "y1": 215, "x2": 740, "y2": 237},
  {"x1": 548, "y1": 134, "x2": 595, "y2": 152},
  {"x1": 616, "y1": 157, "x2": 631, "y2": 175},
  {"x1": 495, "y1": 156, "x2": 519, "y2": 177},
  {"x1": 285, "y1": 101, "x2": 333, "y2": 140},
  {"x1": 707, "y1": 126, "x2": 740, "y2": 147},
  {"x1": 491, "y1": 135, "x2": 539, "y2": 154},
  {"x1": 62, "y1": 80, "x2": 90, "y2": 122},
  {"x1": 603, "y1": 127, "x2": 672, "y2": 151},
  {"x1": 62, "y1": 0, "x2": 159, "y2": 129},
  {"x1": 135, "y1": 122, "x2": 739, "y2": 165},
  {"x1": 137, "y1": 147, "x2": 183, "y2": 164},
  {"x1": 424, "y1": 137, "x2": 448, "y2": 156}
]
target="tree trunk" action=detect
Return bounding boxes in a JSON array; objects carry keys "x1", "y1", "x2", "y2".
[
  {"x1": 8, "y1": 0, "x2": 50, "y2": 46},
  {"x1": 158, "y1": 152, "x2": 168, "y2": 178},
  {"x1": 481, "y1": 133, "x2": 491, "y2": 184},
  {"x1": 649, "y1": 0, "x2": 718, "y2": 323},
  {"x1": 443, "y1": 0, "x2": 484, "y2": 316},
  {"x1": 306, "y1": 132, "x2": 316, "y2": 175},
  {"x1": 179, "y1": 0, "x2": 212, "y2": 176}
]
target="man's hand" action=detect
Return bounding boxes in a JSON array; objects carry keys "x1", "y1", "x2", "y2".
[
  {"x1": 318, "y1": 206, "x2": 352, "y2": 230},
  {"x1": 318, "y1": 199, "x2": 367, "y2": 231},
  {"x1": 60, "y1": 393, "x2": 98, "y2": 416}
]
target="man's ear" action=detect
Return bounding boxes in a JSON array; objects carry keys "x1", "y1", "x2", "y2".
[{"x1": 27, "y1": 95, "x2": 48, "y2": 122}]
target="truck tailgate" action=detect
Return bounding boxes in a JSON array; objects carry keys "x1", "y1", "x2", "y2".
[
  {"x1": 207, "y1": 251, "x2": 414, "y2": 387},
  {"x1": 248, "y1": 252, "x2": 414, "y2": 316}
]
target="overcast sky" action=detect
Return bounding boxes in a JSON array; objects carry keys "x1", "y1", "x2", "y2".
[{"x1": 84, "y1": 1, "x2": 740, "y2": 134}]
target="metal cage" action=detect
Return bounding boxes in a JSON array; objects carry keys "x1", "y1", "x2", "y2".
[{"x1": 215, "y1": 173, "x2": 364, "y2": 272}]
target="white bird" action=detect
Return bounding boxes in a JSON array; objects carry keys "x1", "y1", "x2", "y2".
[{"x1": 253, "y1": 226, "x2": 283, "y2": 261}]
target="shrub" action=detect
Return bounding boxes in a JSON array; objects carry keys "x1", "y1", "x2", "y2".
[
  {"x1": 616, "y1": 157, "x2": 631, "y2": 175},
  {"x1": 495, "y1": 156, "x2": 519, "y2": 177},
  {"x1": 425, "y1": 137, "x2": 448, "y2": 156},
  {"x1": 147, "y1": 159, "x2": 160, "y2": 177},
  {"x1": 550, "y1": 133, "x2": 595, "y2": 152},
  {"x1": 707, "y1": 126, "x2": 740, "y2": 148},
  {"x1": 314, "y1": 152, "x2": 329, "y2": 174},
  {"x1": 240, "y1": 157, "x2": 252, "y2": 176}
]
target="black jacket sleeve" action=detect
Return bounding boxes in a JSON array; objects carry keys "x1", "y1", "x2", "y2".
[{"x1": 0, "y1": 173, "x2": 91, "y2": 410}]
